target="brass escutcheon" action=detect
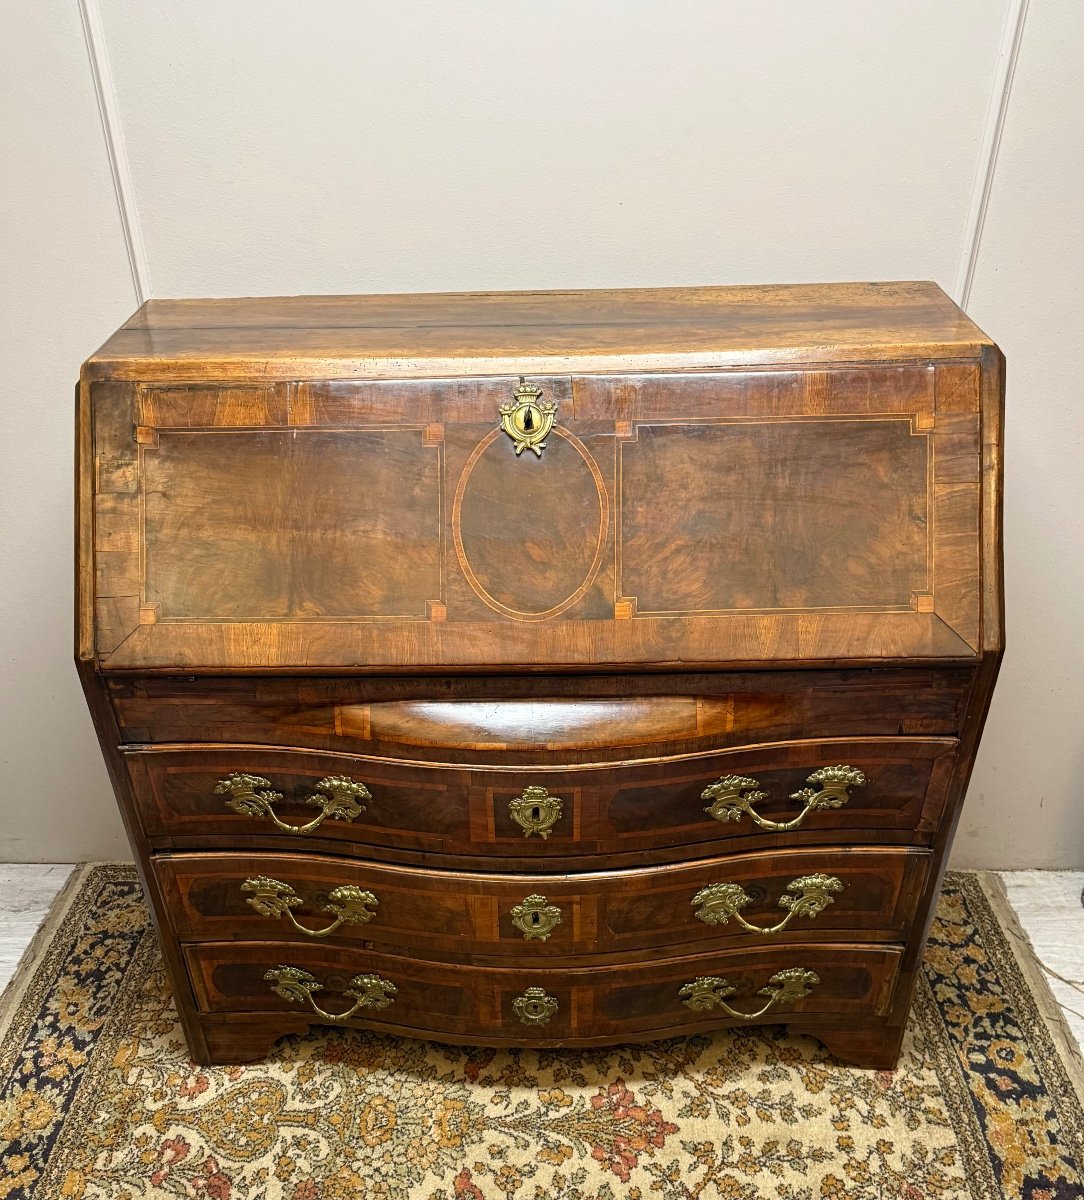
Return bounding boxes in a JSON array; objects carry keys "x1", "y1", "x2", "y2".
[
  {"x1": 509, "y1": 785, "x2": 564, "y2": 839},
  {"x1": 679, "y1": 968, "x2": 819, "y2": 1019},
  {"x1": 692, "y1": 874, "x2": 844, "y2": 935},
  {"x1": 498, "y1": 379, "x2": 558, "y2": 457},
  {"x1": 510, "y1": 894, "x2": 563, "y2": 942},
  {"x1": 513, "y1": 986, "x2": 559, "y2": 1026},
  {"x1": 264, "y1": 965, "x2": 396, "y2": 1021},
  {"x1": 215, "y1": 773, "x2": 371, "y2": 835},
  {"x1": 241, "y1": 876, "x2": 378, "y2": 938},
  {"x1": 701, "y1": 765, "x2": 866, "y2": 832}
]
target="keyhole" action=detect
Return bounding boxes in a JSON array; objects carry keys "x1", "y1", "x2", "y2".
[
  {"x1": 522, "y1": 407, "x2": 535, "y2": 432},
  {"x1": 530, "y1": 912, "x2": 540, "y2": 926},
  {"x1": 531, "y1": 806, "x2": 541, "y2": 822}
]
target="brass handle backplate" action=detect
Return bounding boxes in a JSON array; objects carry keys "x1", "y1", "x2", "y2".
[
  {"x1": 509, "y1": 785, "x2": 564, "y2": 839},
  {"x1": 499, "y1": 380, "x2": 557, "y2": 457},
  {"x1": 513, "y1": 986, "x2": 559, "y2": 1026},
  {"x1": 264, "y1": 966, "x2": 395, "y2": 1022},
  {"x1": 679, "y1": 968, "x2": 819, "y2": 1020},
  {"x1": 692, "y1": 874, "x2": 844, "y2": 935},
  {"x1": 510, "y1": 894, "x2": 563, "y2": 941},
  {"x1": 702, "y1": 765, "x2": 866, "y2": 832},
  {"x1": 242, "y1": 876, "x2": 378, "y2": 938},
  {"x1": 216, "y1": 773, "x2": 371, "y2": 835}
]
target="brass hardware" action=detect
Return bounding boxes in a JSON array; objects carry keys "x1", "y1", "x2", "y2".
[
  {"x1": 509, "y1": 785, "x2": 564, "y2": 839},
  {"x1": 499, "y1": 380, "x2": 558, "y2": 457},
  {"x1": 510, "y1": 894, "x2": 563, "y2": 941},
  {"x1": 679, "y1": 968, "x2": 819, "y2": 1019},
  {"x1": 513, "y1": 986, "x2": 559, "y2": 1026},
  {"x1": 264, "y1": 966, "x2": 396, "y2": 1021},
  {"x1": 241, "y1": 876, "x2": 378, "y2": 938},
  {"x1": 215, "y1": 773, "x2": 371, "y2": 835},
  {"x1": 701, "y1": 765, "x2": 866, "y2": 832},
  {"x1": 692, "y1": 874, "x2": 844, "y2": 935}
]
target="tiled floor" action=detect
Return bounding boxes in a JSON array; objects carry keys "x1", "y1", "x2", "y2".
[
  {"x1": 999, "y1": 870, "x2": 1084, "y2": 1051},
  {"x1": 0, "y1": 864, "x2": 74, "y2": 993},
  {"x1": 1, "y1": 864, "x2": 1082, "y2": 1053}
]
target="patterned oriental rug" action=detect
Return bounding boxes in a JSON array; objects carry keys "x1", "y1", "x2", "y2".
[{"x1": 1, "y1": 868, "x2": 1082, "y2": 1200}]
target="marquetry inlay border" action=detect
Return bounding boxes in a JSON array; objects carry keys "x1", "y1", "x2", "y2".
[{"x1": 87, "y1": 361, "x2": 985, "y2": 669}]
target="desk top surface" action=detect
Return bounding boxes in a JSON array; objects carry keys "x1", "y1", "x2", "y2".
[{"x1": 85, "y1": 281, "x2": 994, "y2": 382}]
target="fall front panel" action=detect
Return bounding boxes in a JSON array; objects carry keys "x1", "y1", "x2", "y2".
[
  {"x1": 85, "y1": 365, "x2": 983, "y2": 669},
  {"x1": 618, "y1": 417, "x2": 928, "y2": 614},
  {"x1": 142, "y1": 429, "x2": 442, "y2": 622}
]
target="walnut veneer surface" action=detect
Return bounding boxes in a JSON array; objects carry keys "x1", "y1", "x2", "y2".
[{"x1": 77, "y1": 282, "x2": 1003, "y2": 1068}]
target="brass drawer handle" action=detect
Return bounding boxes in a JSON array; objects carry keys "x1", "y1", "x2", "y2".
[
  {"x1": 702, "y1": 765, "x2": 866, "y2": 832},
  {"x1": 692, "y1": 873, "x2": 843, "y2": 935},
  {"x1": 264, "y1": 965, "x2": 395, "y2": 1022},
  {"x1": 215, "y1": 773, "x2": 371, "y2": 835},
  {"x1": 513, "y1": 986, "x2": 558, "y2": 1026},
  {"x1": 679, "y1": 968, "x2": 819, "y2": 1020},
  {"x1": 509, "y1": 785, "x2": 563, "y2": 839},
  {"x1": 242, "y1": 876, "x2": 377, "y2": 938},
  {"x1": 510, "y1": 894, "x2": 563, "y2": 942}
]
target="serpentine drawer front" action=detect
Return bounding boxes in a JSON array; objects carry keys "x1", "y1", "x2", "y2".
[
  {"x1": 107, "y1": 672, "x2": 973, "y2": 759},
  {"x1": 77, "y1": 283, "x2": 1003, "y2": 1068},
  {"x1": 124, "y1": 737, "x2": 958, "y2": 859},
  {"x1": 183, "y1": 941, "x2": 903, "y2": 1044},
  {"x1": 155, "y1": 846, "x2": 930, "y2": 959}
]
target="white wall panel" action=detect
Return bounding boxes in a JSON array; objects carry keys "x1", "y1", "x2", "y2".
[
  {"x1": 953, "y1": 0, "x2": 1084, "y2": 868},
  {"x1": 98, "y1": 1, "x2": 1006, "y2": 296},
  {"x1": 0, "y1": 2, "x2": 137, "y2": 859}
]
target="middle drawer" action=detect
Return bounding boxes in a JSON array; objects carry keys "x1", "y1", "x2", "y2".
[{"x1": 156, "y1": 846, "x2": 929, "y2": 962}]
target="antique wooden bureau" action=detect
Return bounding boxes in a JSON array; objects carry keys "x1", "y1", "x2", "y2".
[{"x1": 77, "y1": 282, "x2": 1003, "y2": 1068}]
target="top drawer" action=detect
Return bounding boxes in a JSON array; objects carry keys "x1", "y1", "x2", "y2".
[
  {"x1": 81, "y1": 364, "x2": 990, "y2": 673},
  {"x1": 109, "y1": 670, "x2": 971, "y2": 764},
  {"x1": 124, "y1": 736, "x2": 957, "y2": 861}
]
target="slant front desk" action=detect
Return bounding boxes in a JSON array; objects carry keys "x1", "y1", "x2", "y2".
[{"x1": 77, "y1": 283, "x2": 1003, "y2": 1067}]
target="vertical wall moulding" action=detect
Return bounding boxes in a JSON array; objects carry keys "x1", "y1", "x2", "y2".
[
  {"x1": 954, "y1": 0, "x2": 1030, "y2": 308},
  {"x1": 78, "y1": 0, "x2": 150, "y2": 303}
]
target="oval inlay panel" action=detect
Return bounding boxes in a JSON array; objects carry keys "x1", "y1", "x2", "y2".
[{"x1": 452, "y1": 429, "x2": 608, "y2": 621}]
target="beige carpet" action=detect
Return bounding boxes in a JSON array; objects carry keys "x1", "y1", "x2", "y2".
[{"x1": 1, "y1": 866, "x2": 1082, "y2": 1199}]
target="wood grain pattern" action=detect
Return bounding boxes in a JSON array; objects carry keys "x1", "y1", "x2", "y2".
[
  {"x1": 76, "y1": 283, "x2": 1004, "y2": 1069},
  {"x1": 83, "y1": 357, "x2": 984, "y2": 671},
  {"x1": 93, "y1": 612, "x2": 976, "y2": 673},
  {"x1": 108, "y1": 669, "x2": 972, "y2": 762},
  {"x1": 618, "y1": 418, "x2": 928, "y2": 613},
  {"x1": 124, "y1": 737, "x2": 958, "y2": 859},
  {"x1": 184, "y1": 939, "x2": 903, "y2": 1042},
  {"x1": 156, "y1": 846, "x2": 929, "y2": 961},
  {"x1": 83, "y1": 282, "x2": 992, "y2": 382},
  {"x1": 142, "y1": 429, "x2": 442, "y2": 621}
]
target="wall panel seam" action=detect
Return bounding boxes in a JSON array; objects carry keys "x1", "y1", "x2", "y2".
[
  {"x1": 78, "y1": 0, "x2": 150, "y2": 303},
  {"x1": 953, "y1": 0, "x2": 1030, "y2": 308}
]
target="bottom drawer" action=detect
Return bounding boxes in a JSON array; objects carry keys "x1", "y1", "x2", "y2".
[{"x1": 184, "y1": 941, "x2": 902, "y2": 1043}]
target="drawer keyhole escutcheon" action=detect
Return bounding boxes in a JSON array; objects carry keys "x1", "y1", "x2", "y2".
[
  {"x1": 498, "y1": 380, "x2": 557, "y2": 457},
  {"x1": 679, "y1": 968, "x2": 819, "y2": 1019},
  {"x1": 264, "y1": 966, "x2": 396, "y2": 1021},
  {"x1": 513, "y1": 986, "x2": 559, "y2": 1026},
  {"x1": 509, "y1": 785, "x2": 564, "y2": 839},
  {"x1": 702, "y1": 765, "x2": 866, "y2": 832},
  {"x1": 510, "y1": 894, "x2": 563, "y2": 941},
  {"x1": 692, "y1": 874, "x2": 844, "y2": 934},
  {"x1": 215, "y1": 773, "x2": 371, "y2": 835},
  {"x1": 241, "y1": 876, "x2": 378, "y2": 938}
]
